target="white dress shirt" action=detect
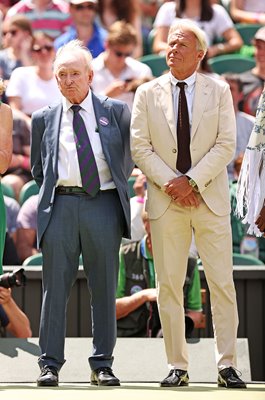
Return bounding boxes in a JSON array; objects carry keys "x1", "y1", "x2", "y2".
[
  {"x1": 169, "y1": 71, "x2": 196, "y2": 176},
  {"x1": 57, "y1": 90, "x2": 116, "y2": 190}
]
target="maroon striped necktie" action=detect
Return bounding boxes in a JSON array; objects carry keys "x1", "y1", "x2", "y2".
[{"x1": 71, "y1": 105, "x2": 100, "y2": 196}]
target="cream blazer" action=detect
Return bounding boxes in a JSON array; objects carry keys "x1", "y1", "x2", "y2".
[{"x1": 131, "y1": 72, "x2": 236, "y2": 219}]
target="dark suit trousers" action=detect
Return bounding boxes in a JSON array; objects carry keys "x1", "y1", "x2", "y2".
[{"x1": 38, "y1": 189, "x2": 124, "y2": 371}]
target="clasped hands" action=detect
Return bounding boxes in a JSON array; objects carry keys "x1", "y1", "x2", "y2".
[
  {"x1": 164, "y1": 176, "x2": 200, "y2": 208},
  {"x1": 255, "y1": 204, "x2": 265, "y2": 235}
]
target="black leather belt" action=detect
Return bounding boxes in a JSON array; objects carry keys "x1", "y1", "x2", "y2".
[{"x1": 55, "y1": 186, "x2": 88, "y2": 195}]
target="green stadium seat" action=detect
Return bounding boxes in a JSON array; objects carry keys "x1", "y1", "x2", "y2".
[
  {"x1": 232, "y1": 253, "x2": 264, "y2": 266},
  {"x1": 19, "y1": 180, "x2": 39, "y2": 205},
  {"x1": 139, "y1": 54, "x2": 168, "y2": 77},
  {"x1": 1, "y1": 182, "x2": 15, "y2": 199},
  {"x1": 235, "y1": 23, "x2": 263, "y2": 46},
  {"x1": 23, "y1": 253, "x2": 43, "y2": 266},
  {"x1": 128, "y1": 176, "x2": 136, "y2": 198},
  {"x1": 208, "y1": 54, "x2": 255, "y2": 74}
]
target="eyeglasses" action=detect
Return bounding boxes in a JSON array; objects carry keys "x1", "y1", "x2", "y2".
[
  {"x1": 114, "y1": 50, "x2": 132, "y2": 58},
  {"x1": 72, "y1": 3, "x2": 96, "y2": 11},
  {"x1": 3, "y1": 29, "x2": 18, "y2": 37},
  {"x1": 32, "y1": 45, "x2": 54, "y2": 53}
]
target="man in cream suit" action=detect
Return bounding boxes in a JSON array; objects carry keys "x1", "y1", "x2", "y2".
[
  {"x1": 131, "y1": 21, "x2": 246, "y2": 389},
  {"x1": 31, "y1": 40, "x2": 133, "y2": 387}
]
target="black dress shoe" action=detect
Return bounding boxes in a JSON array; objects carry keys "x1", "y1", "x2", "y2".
[
  {"x1": 160, "y1": 369, "x2": 189, "y2": 387},
  {"x1": 90, "y1": 367, "x2": 120, "y2": 386},
  {"x1": 37, "y1": 366, "x2": 59, "y2": 387},
  {"x1": 218, "y1": 367, "x2": 247, "y2": 389}
]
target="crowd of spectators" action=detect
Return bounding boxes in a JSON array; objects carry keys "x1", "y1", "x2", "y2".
[{"x1": 0, "y1": 0, "x2": 265, "y2": 336}]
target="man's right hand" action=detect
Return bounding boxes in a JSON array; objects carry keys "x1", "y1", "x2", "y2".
[{"x1": 255, "y1": 204, "x2": 265, "y2": 233}]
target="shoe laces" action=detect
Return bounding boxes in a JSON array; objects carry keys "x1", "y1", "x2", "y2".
[
  {"x1": 171, "y1": 369, "x2": 187, "y2": 377},
  {"x1": 97, "y1": 367, "x2": 114, "y2": 376},
  {"x1": 41, "y1": 366, "x2": 58, "y2": 376},
  {"x1": 221, "y1": 367, "x2": 242, "y2": 379}
]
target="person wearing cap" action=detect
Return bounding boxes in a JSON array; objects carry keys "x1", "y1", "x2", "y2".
[
  {"x1": 54, "y1": 0, "x2": 106, "y2": 58},
  {"x1": 239, "y1": 26, "x2": 265, "y2": 116},
  {"x1": 5, "y1": 0, "x2": 71, "y2": 39}
]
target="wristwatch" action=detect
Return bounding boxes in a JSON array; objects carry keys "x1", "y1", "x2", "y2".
[{"x1": 186, "y1": 176, "x2": 199, "y2": 192}]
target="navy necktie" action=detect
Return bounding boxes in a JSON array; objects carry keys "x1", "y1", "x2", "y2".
[
  {"x1": 176, "y1": 82, "x2": 191, "y2": 174},
  {"x1": 71, "y1": 105, "x2": 100, "y2": 196}
]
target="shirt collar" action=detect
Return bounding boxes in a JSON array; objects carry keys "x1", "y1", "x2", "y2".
[
  {"x1": 63, "y1": 90, "x2": 93, "y2": 113},
  {"x1": 170, "y1": 71, "x2": 196, "y2": 93}
]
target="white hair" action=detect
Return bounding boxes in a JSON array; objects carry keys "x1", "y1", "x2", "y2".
[
  {"x1": 168, "y1": 20, "x2": 208, "y2": 55},
  {"x1": 53, "y1": 39, "x2": 93, "y2": 73}
]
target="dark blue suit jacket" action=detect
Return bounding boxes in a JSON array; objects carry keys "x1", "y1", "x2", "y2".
[{"x1": 30, "y1": 92, "x2": 134, "y2": 247}]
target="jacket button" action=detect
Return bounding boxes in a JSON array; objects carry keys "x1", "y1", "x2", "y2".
[{"x1": 172, "y1": 148, "x2": 177, "y2": 153}]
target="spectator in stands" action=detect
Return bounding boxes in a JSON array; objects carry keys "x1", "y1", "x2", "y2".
[
  {"x1": 239, "y1": 27, "x2": 265, "y2": 116},
  {"x1": 3, "y1": 195, "x2": 20, "y2": 265},
  {"x1": 0, "y1": 286, "x2": 32, "y2": 337},
  {"x1": 230, "y1": 0, "x2": 265, "y2": 25},
  {"x1": 140, "y1": 0, "x2": 162, "y2": 36},
  {"x1": 16, "y1": 194, "x2": 38, "y2": 263},
  {"x1": 0, "y1": 15, "x2": 33, "y2": 82},
  {"x1": 116, "y1": 211, "x2": 203, "y2": 338},
  {"x1": 6, "y1": 31, "x2": 61, "y2": 125},
  {"x1": 222, "y1": 73, "x2": 254, "y2": 180},
  {"x1": 91, "y1": 21, "x2": 153, "y2": 111},
  {"x1": 54, "y1": 0, "x2": 106, "y2": 58},
  {"x1": 152, "y1": 0, "x2": 243, "y2": 58},
  {"x1": 5, "y1": 0, "x2": 71, "y2": 39},
  {"x1": 97, "y1": 0, "x2": 143, "y2": 58},
  {"x1": 0, "y1": 79, "x2": 12, "y2": 275},
  {"x1": 129, "y1": 173, "x2": 146, "y2": 242},
  {"x1": 1, "y1": 110, "x2": 32, "y2": 200}
]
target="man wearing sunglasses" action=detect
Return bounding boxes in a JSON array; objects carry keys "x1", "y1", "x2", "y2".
[
  {"x1": 92, "y1": 20, "x2": 153, "y2": 111},
  {"x1": 54, "y1": 0, "x2": 106, "y2": 58}
]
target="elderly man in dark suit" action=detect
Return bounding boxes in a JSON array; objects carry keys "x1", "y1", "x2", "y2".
[{"x1": 31, "y1": 39, "x2": 134, "y2": 387}]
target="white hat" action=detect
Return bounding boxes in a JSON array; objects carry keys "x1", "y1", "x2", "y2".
[
  {"x1": 70, "y1": 0, "x2": 97, "y2": 5},
  {"x1": 254, "y1": 27, "x2": 265, "y2": 42}
]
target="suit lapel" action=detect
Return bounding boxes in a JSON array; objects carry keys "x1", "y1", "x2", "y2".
[
  {"x1": 191, "y1": 74, "x2": 213, "y2": 138},
  {"x1": 155, "y1": 74, "x2": 176, "y2": 142},
  {"x1": 92, "y1": 92, "x2": 112, "y2": 165},
  {"x1": 44, "y1": 103, "x2": 63, "y2": 178}
]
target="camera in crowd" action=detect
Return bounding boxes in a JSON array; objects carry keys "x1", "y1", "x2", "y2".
[{"x1": 0, "y1": 268, "x2": 26, "y2": 289}]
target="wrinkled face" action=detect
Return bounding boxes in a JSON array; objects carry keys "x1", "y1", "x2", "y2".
[
  {"x1": 166, "y1": 28, "x2": 204, "y2": 78},
  {"x1": 55, "y1": 53, "x2": 93, "y2": 104}
]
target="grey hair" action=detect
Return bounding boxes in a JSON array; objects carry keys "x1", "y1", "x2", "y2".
[
  {"x1": 53, "y1": 39, "x2": 93, "y2": 73},
  {"x1": 168, "y1": 20, "x2": 208, "y2": 55}
]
